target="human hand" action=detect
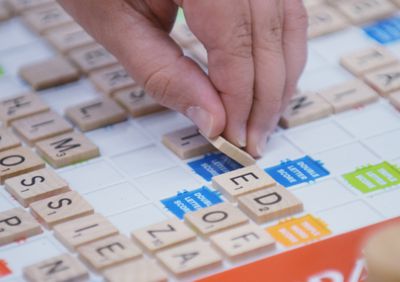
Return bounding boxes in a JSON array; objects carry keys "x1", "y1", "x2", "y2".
[{"x1": 58, "y1": 0, "x2": 308, "y2": 157}]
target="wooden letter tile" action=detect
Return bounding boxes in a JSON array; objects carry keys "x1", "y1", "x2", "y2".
[
  {"x1": 23, "y1": 253, "x2": 89, "y2": 282},
  {"x1": 0, "y1": 146, "x2": 45, "y2": 184},
  {"x1": 12, "y1": 111, "x2": 73, "y2": 146},
  {"x1": 203, "y1": 135, "x2": 256, "y2": 167},
  {"x1": 0, "y1": 93, "x2": 49, "y2": 126},
  {"x1": 364, "y1": 64, "x2": 400, "y2": 96},
  {"x1": 162, "y1": 126, "x2": 214, "y2": 159},
  {"x1": 90, "y1": 65, "x2": 136, "y2": 95},
  {"x1": 45, "y1": 23, "x2": 94, "y2": 54},
  {"x1": 212, "y1": 165, "x2": 276, "y2": 201},
  {"x1": 22, "y1": 3, "x2": 73, "y2": 34},
  {"x1": 337, "y1": 0, "x2": 395, "y2": 24},
  {"x1": 7, "y1": 0, "x2": 54, "y2": 13},
  {"x1": 35, "y1": 131, "x2": 100, "y2": 168},
  {"x1": 0, "y1": 127, "x2": 21, "y2": 152},
  {"x1": 132, "y1": 218, "x2": 196, "y2": 253},
  {"x1": 78, "y1": 234, "x2": 142, "y2": 271},
  {"x1": 65, "y1": 98, "x2": 127, "y2": 132},
  {"x1": 340, "y1": 46, "x2": 398, "y2": 76},
  {"x1": 185, "y1": 202, "x2": 248, "y2": 236},
  {"x1": 318, "y1": 79, "x2": 379, "y2": 113},
  {"x1": 280, "y1": 93, "x2": 333, "y2": 128},
  {"x1": 210, "y1": 223, "x2": 275, "y2": 259},
  {"x1": 307, "y1": 6, "x2": 349, "y2": 38},
  {"x1": 68, "y1": 44, "x2": 118, "y2": 74},
  {"x1": 156, "y1": 240, "x2": 221, "y2": 277},
  {"x1": 30, "y1": 190, "x2": 94, "y2": 228},
  {"x1": 113, "y1": 86, "x2": 165, "y2": 117},
  {"x1": 5, "y1": 168, "x2": 69, "y2": 207},
  {"x1": 0, "y1": 208, "x2": 42, "y2": 246},
  {"x1": 53, "y1": 213, "x2": 119, "y2": 250},
  {"x1": 389, "y1": 91, "x2": 400, "y2": 111},
  {"x1": 19, "y1": 56, "x2": 80, "y2": 90},
  {"x1": 103, "y1": 259, "x2": 167, "y2": 282},
  {"x1": 238, "y1": 186, "x2": 303, "y2": 223}
]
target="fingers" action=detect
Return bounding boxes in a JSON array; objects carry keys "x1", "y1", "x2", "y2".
[
  {"x1": 58, "y1": 0, "x2": 226, "y2": 137},
  {"x1": 246, "y1": 0, "x2": 286, "y2": 157},
  {"x1": 280, "y1": 0, "x2": 308, "y2": 111},
  {"x1": 182, "y1": 0, "x2": 255, "y2": 147}
]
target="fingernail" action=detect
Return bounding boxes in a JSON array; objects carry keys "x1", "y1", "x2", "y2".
[
  {"x1": 186, "y1": 106, "x2": 214, "y2": 137},
  {"x1": 256, "y1": 132, "x2": 269, "y2": 157},
  {"x1": 237, "y1": 125, "x2": 247, "y2": 148}
]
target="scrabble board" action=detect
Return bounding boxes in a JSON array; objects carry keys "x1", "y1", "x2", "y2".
[{"x1": 0, "y1": 0, "x2": 400, "y2": 281}]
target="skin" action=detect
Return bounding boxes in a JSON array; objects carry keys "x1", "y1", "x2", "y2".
[{"x1": 58, "y1": 0, "x2": 308, "y2": 157}]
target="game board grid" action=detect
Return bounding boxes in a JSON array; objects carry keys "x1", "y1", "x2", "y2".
[{"x1": 0, "y1": 10, "x2": 400, "y2": 282}]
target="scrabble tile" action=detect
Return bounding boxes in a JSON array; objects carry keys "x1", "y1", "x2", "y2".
[
  {"x1": 279, "y1": 93, "x2": 333, "y2": 128},
  {"x1": 23, "y1": 253, "x2": 89, "y2": 282},
  {"x1": 364, "y1": 224, "x2": 400, "y2": 282},
  {"x1": 212, "y1": 165, "x2": 276, "y2": 201},
  {"x1": 68, "y1": 44, "x2": 118, "y2": 74},
  {"x1": 170, "y1": 24, "x2": 199, "y2": 47},
  {"x1": 54, "y1": 213, "x2": 119, "y2": 251},
  {"x1": 12, "y1": 111, "x2": 73, "y2": 146},
  {"x1": 7, "y1": 0, "x2": 54, "y2": 13},
  {"x1": 0, "y1": 0, "x2": 12, "y2": 21},
  {"x1": 340, "y1": 46, "x2": 398, "y2": 76},
  {"x1": 0, "y1": 146, "x2": 45, "y2": 184},
  {"x1": 45, "y1": 23, "x2": 94, "y2": 54},
  {"x1": 90, "y1": 65, "x2": 136, "y2": 95},
  {"x1": 210, "y1": 223, "x2": 275, "y2": 259},
  {"x1": 19, "y1": 56, "x2": 80, "y2": 90},
  {"x1": 203, "y1": 135, "x2": 256, "y2": 167},
  {"x1": 103, "y1": 258, "x2": 167, "y2": 282},
  {"x1": 35, "y1": 131, "x2": 100, "y2": 168},
  {"x1": 162, "y1": 126, "x2": 214, "y2": 159},
  {"x1": 0, "y1": 93, "x2": 50, "y2": 126},
  {"x1": 5, "y1": 168, "x2": 69, "y2": 207},
  {"x1": 22, "y1": 3, "x2": 73, "y2": 34},
  {"x1": 364, "y1": 64, "x2": 400, "y2": 96},
  {"x1": 337, "y1": 0, "x2": 395, "y2": 24},
  {"x1": 78, "y1": 234, "x2": 142, "y2": 271},
  {"x1": 0, "y1": 127, "x2": 21, "y2": 152},
  {"x1": 156, "y1": 240, "x2": 222, "y2": 276},
  {"x1": 30, "y1": 190, "x2": 94, "y2": 228},
  {"x1": 113, "y1": 86, "x2": 166, "y2": 117},
  {"x1": 238, "y1": 187, "x2": 304, "y2": 223},
  {"x1": 65, "y1": 98, "x2": 127, "y2": 132},
  {"x1": 389, "y1": 91, "x2": 400, "y2": 111},
  {"x1": 0, "y1": 208, "x2": 42, "y2": 246},
  {"x1": 132, "y1": 218, "x2": 196, "y2": 253},
  {"x1": 185, "y1": 202, "x2": 248, "y2": 236},
  {"x1": 318, "y1": 79, "x2": 379, "y2": 113},
  {"x1": 307, "y1": 6, "x2": 349, "y2": 39}
]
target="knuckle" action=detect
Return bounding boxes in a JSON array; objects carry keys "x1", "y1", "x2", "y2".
[
  {"x1": 287, "y1": 2, "x2": 309, "y2": 31},
  {"x1": 227, "y1": 18, "x2": 253, "y2": 59},
  {"x1": 256, "y1": 16, "x2": 283, "y2": 54}
]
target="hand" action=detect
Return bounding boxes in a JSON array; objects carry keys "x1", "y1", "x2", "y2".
[{"x1": 58, "y1": 0, "x2": 308, "y2": 157}]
